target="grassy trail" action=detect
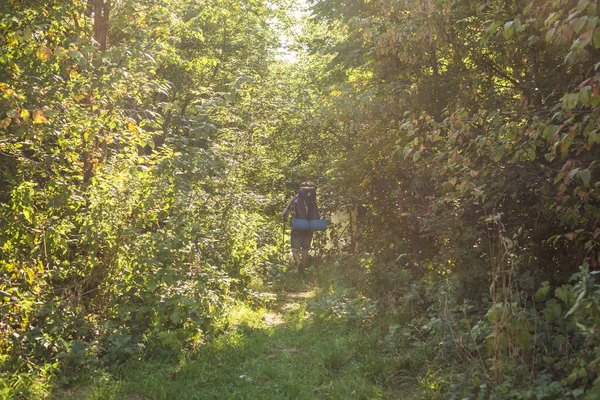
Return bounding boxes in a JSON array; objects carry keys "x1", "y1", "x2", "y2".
[{"x1": 56, "y1": 277, "x2": 425, "y2": 400}]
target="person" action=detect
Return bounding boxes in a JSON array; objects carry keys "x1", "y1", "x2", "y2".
[{"x1": 282, "y1": 184, "x2": 315, "y2": 275}]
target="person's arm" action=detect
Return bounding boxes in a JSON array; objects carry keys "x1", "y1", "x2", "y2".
[{"x1": 282, "y1": 196, "x2": 296, "y2": 219}]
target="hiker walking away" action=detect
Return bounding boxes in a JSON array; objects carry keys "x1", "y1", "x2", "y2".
[{"x1": 282, "y1": 184, "x2": 321, "y2": 275}]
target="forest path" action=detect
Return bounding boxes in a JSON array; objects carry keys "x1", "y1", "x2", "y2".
[
  {"x1": 263, "y1": 290, "x2": 314, "y2": 326},
  {"x1": 57, "y1": 278, "x2": 414, "y2": 400}
]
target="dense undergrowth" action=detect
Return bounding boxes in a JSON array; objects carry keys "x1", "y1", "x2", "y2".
[
  {"x1": 7, "y1": 256, "x2": 598, "y2": 399},
  {"x1": 322, "y1": 255, "x2": 600, "y2": 399},
  {"x1": 7, "y1": 259, "x2": 597, "y2": 399},
  {"x1": 10, "y1": 263, "x2": 445, "y2": 400}
]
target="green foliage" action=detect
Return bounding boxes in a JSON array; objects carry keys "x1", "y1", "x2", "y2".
[
  {"x1": 281, "y1": 0, "x2": 600, "y2": 395},
  {"x1": 0, "y1": 0, "x2": 293, "y2": 394},
  {"x1": 2, "y1": 0, "x2": 600, "y2": 396}
]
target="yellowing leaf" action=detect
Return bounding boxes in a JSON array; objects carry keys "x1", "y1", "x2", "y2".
[
  {"x1": 470, "y1": 169, "x2": 479, "y2": 177},
  {"x1": 1, "y1": 116, "x2": 10, "y2": 129},
  {"x1": 32, "y1": 110, "x2": 47, "y2": 124},
  {"x1": 20, "y1": 109, "x2": 29, "y2": 121},
  {"x1": 36, "y1": 46, "x2": 51, "y2": 61},
  {"x1": 26, "y1": 267, "x2": 35, "y2": 284},
  {"x1": 128, "y1": 120, "x2": 140, "y2": 134},
  {"x1": 449, "y1": 177, "x2": 457, "y2": 186}
]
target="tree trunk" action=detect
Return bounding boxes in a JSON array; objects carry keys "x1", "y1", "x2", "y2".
[{"x1": 93, "y1": 0, "x2": 110, "y2": 51}]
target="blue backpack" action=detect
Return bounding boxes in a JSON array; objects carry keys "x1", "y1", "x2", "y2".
[{"x1": 292, "y1": 187, "x2": 327, "y2": 231}]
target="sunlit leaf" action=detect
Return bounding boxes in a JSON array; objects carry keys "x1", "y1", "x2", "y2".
[
  {"x1": 32, "y1": 110, "x2": 47, "y2": 124},
  {"x1": 36, "y1": 46, "x2": 51, "y2": 61},
  {"x1": 22, "y1": 207, "x2": 33, "y2": 223}
]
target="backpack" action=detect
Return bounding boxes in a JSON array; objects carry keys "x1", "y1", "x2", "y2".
[{"x1": 295, "y1": 186, "x2": 320, "y2": 220}]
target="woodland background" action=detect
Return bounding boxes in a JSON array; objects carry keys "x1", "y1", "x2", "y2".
[{"x1": 1, "y1": 0, "x2": 600, "y2": 398}]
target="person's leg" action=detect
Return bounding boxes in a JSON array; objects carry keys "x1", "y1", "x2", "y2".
[
  {"x1": 292, "y1": 249, "x2": 301, "y2": 265},
  {"x1": 301, "y1": 249, "x2": 309, "y2": 270},
  {"x1": 290, "y1": 231, "x2": 302, "y2": 268},
  {"x1": 299, "y1": 231, "x2": 313, "y2": 276},
  {"x1": 296, "y1": 247, "x2": 307, "y2": 276}
]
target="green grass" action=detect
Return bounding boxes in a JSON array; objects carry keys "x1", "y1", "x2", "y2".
[
  {"x1": 57, "y1": 313, "x2": 378, "y2": 398},
  {"x1": 42, "y1": 268, "x2": 446, "y2": 400}
]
